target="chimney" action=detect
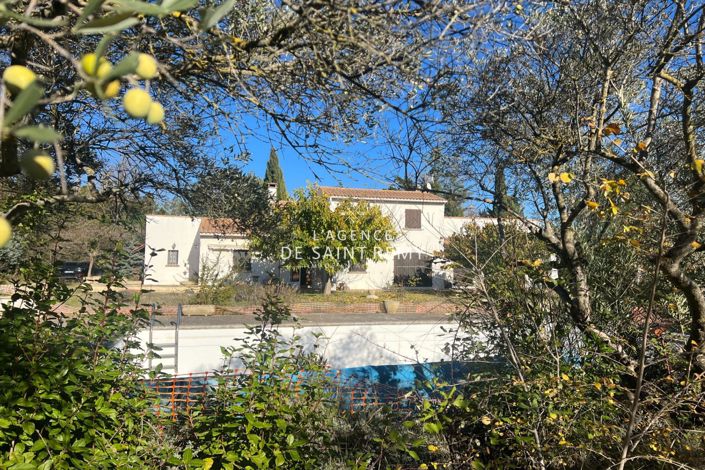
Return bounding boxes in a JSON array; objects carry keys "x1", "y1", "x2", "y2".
[{"x1": 267, "y1": 182, "x2": 277, "y2": 200}]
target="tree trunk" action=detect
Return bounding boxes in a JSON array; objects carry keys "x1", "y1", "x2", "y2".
[
  {"x1": 559, "y1": 227, "x2": 638, "y2": 374},
  {"x1": 661, "y1": 260, "x2": 705, "y2": 372},
  {"x1": 87, "y1": 254, "x2": 94, "y2": 278}
]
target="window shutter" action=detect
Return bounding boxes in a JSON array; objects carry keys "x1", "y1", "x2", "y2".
[{"x1": 405, "y1": 209, "x2": 422, "y2": 229}]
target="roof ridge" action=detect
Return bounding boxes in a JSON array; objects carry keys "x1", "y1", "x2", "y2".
[{"x1": 318, "y1": 186, "x2": 446, "y2": 202}]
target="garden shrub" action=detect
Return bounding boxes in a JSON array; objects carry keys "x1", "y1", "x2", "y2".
[
  {"x1": 184, "y1": 293, "x2": 338, "y2": 469},
  {"x1": 0, "y1": 255, "x2": 173, "y2": 469}
]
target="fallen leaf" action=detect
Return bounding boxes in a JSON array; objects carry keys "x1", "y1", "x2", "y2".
[
  {"x1": 586, "y1": 201, "x2": 599, "y2": 210},
  {"x1": 609, "y1": 199, "x2": 619, "y2": 215}
]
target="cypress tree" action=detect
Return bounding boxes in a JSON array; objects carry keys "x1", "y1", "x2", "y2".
[{"x1": 264, "y1": 147, "x2": 288, "y2": 200}]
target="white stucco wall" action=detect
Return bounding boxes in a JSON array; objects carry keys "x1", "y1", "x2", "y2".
[
  {"x1": 199, "y1": 235, "x2": 251, "y2": 281},
  {"x1": 333, "y1": 258, "x2": 394, "y2": 290},
  {"x1": 440, "y1": 217, "x2": 540, "y2": 238},
  {"x1": 137, "y1": 321, "x2": 473, "y2": 374},
  {"x1": 143, "y1": 204, "x2": 504, "y2": 288},
  {"x1": 440, "y1": 216, "x2": 497, "y2": 238},
  {"x1": 144, "y1": 215, "x2": 201, "y2": 285},
  {"x1": 330, "y1": 197, "x2": 447, "y2": 290}
]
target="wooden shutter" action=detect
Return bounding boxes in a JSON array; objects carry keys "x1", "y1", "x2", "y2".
[{"x1": 405, "y1": 209, "x2": 422, "y2": 229}]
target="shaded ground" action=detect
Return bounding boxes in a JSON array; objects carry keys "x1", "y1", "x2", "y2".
[{"x1": 148, "y1": 310, "x2": 457, "y2": 329}]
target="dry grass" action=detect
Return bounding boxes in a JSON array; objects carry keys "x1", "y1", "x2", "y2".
[{"x1": 61, "y1": 283, "x2": 454, "y2": 309}]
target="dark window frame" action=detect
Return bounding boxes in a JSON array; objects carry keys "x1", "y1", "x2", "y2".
[
  {"x1": 233, "y1": 249, "x2": 252, "y2": 272},
  {"x1": 290, "y1": 269, "x2": 301, "y2": 282},
  {"x1": 167, "y1": 250, "x2": 179, "y2": 266}
]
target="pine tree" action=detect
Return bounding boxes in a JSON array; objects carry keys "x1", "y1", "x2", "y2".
[{"x1": 264, "y1": 148, "x2": 288, "y2": 200}]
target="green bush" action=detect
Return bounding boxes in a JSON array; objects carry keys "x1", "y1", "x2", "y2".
[
  {"x1": 429, "y1": 222, "x2": 705, "y2": 468},
  {"x1": 0, "y1": 257, "x2": 173, "y2": 469},
  {"x1": 183, "y1": 294, "x2": 336, "y2": 469}
]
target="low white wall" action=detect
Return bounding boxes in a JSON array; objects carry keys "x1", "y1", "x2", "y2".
[{"x1": 135, "y1": 321, "x2": 472, "y2": 375}]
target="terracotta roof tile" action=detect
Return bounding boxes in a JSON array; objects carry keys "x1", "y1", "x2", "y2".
[
  {"x1": 199, "y1": 218, "x2": 243, "y2": 235},
  {"x1": 318, "y1": 186, "x2": 446, "y2": 202}
]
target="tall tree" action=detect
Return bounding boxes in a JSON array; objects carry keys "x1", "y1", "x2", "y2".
[
  {"x1": 429, "y1": 171, "x2": 467, "y2": 217},
  {"x1": 250, "y1": 186, "x2": 397, "y2": 294},
  {"x1": 186, "y1": 167, "x2": 273, "y2": 235},
  {"x1": 488, "y1": 163, "x2": 522, "y2": 218},
  {"x1": 263, "y1": 148, "x2": 288, "y2": 200},
  {"x1": 0, "y1": 0, "x2": 492, "y2": 235},
  {"x1": 437, "y1": 0, "x2": 705, "y2": 374}
]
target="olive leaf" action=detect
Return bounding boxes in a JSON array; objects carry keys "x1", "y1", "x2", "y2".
[
  {"x1": 3, "y1": 82, "x2": 44, "y2": 128},
  {"x1": 199, "y1": 0, "x2": 236, "y2": 31},
  {"x1": 75, "y1": 12, "x2": 140, "y2": 34},
  {"x1": 14, "y1": 125, "x2": 62, "y2": 143},
  {"x1": 99, "y1": 52, "x2": 140, "y2": 82}
]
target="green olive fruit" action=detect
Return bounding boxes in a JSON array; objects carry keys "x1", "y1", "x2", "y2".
[
  {"x1": 136, "y1": 53, "x2": 158, "y2": 80},
  {"x1": 0, "y1": 217, "x2": 11, "y2": 248}
]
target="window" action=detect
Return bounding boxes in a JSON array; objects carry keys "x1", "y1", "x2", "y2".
[
  {"x1": 233, "y1": 250, "x2": 252, "y2": 272},
  {"x1": 349, "y1": 263, "x2": 367, "y2": 273},
  {"x1": 167, "y1": 250, "x2": 179, "y2": 266},
  {"x1": 393, "y1": 252, "x2": 433, "y2": 287},
  {"x1": 405, "y1": 209, "x2": 422, "y2": 229},
  {"x1": 290, "y1": 269, "x2": 300, "y2": 282}
]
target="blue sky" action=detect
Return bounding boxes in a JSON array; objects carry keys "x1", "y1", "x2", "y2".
[
  {"x1": 235, "y1": 112, "x2": 403, "y2": 192},
  {"x1": 242, "y1": 140, "x2": 387, "y2": 192}
]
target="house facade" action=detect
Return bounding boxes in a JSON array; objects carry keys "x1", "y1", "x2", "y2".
[{"x1": 143, "y1": 186, "x2": 497, "y2": 289}]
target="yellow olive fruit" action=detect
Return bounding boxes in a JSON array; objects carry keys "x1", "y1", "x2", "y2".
[
  {"x1": 102, "y1": 80, "x2": 120, "y2": 99},
  {"x1": 96, "y1": 61, "x2": 112, "y2": 79},
  {"x1": 0, "y1": 217, "x2": 12, "y2": 248},
  {"x1": 20, "y1": 149, "x2": 55, "y2": 180},
  {"x1": 86, "y1": 79, "x2": 120, "y2": 99},
  {"x1": 81, "y1": 53, "x2": 99, "y2": 76},
  {"x1": 122, "y1": 88, "x2": 152, "y2": 118},
  {"x1": 136, "y1": 53, "x2": 158, "y2": 80},
  {"x1": 81, "y1": 53, "x2": 111, "y2": 77},
  {"x1": 146, "y1": 101, "x2": 164, "y2": 124},
  {"x1": 3, "y1": 65, "x2": 36, "y2": 94}
]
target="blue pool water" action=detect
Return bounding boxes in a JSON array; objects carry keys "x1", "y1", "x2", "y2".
[{"x1": 146, "y1": 360, "x2": 505, "y2": 411}]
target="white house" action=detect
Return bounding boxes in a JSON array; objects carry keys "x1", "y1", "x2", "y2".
[{"x1": 143, "y1": 186, "x2": 498, "y2": 289}]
